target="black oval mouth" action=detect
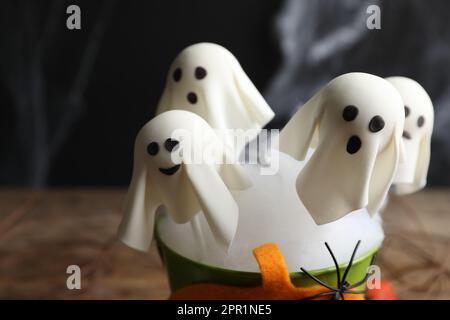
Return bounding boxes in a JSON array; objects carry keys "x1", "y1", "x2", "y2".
[
  {"x1": 402, "y1": 130, "x2": 412, "y2": 140},
  {"x1": 346, "y1": 135, "x2": 362, "y2": 155},
  {"x1": 159, "y1": 164, "x2": 181, "y2": 176}
]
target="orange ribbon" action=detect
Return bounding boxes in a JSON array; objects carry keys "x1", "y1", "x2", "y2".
[{"x1": 170, "y1": 243, "x2": 365, "y2": 300}]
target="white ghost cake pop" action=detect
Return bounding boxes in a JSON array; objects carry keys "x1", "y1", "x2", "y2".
[
  {"x1": 117, "y1": 110, "x2": 251, "y2": 252},
  {"x1": 156, "y1": 43, "x2": 275, "y2": 155},
  {"x1": 280, "y1": 73, "x2": 405, "y2": 225},
  {"x1": 386, "y1": 77, "x2": 434, "y2": 195}
]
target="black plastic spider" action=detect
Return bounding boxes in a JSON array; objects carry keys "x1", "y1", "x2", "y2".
[{"x1": 300, "y1": 240, "x2": 376, "y2": 300}]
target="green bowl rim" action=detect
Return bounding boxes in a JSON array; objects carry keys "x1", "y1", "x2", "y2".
[{"x1": 155, "y1": 216, "x2": 380, "y2": 279}]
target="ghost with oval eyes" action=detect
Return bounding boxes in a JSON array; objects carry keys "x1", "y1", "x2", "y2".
[
  {"x1": 117, "y1": 110, "x2": 252, "y2": 253},
  {"x1": 156, "y1": 42, "x2": 275, "y2": 156},
  {"x1": 279, "y1": 73, "x2": 405, "y2": 225},
  {"x1": 386, "y1": 77, "x2": 434, "y2": 195}
]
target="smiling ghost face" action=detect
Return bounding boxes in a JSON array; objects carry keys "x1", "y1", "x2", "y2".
[
  {"x1": 146, "y1": 139, "x2": 180, "y2": 175},
  {"x1": 156, "y1": 42, "x2": 274, "y2": 154},
  {"x1": 138, "y1": 111, "x2": 208, "y2": 224},
  {"x1": 118, "y1": 110, "x2": 248, "y2": 252},
  {"x1": 280, "y1": 73, "x2": 405, "y2": 224},
  {"x1": 387, "y1": 77, "x2": 434, "y2": 194}
]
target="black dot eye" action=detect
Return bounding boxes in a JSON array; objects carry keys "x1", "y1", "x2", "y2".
[
  {"x1": 417, "y1": 116, "x2": 425, "y2": 128},
  {"x1": 147, "y1": 142, "x2": 159, "y2": 156},
  {"x1": 187, "y1": 92, "x2": 198, "y2": 104},
  {"x1": 342, "y1": 105, "x2": 359, "y2": 121},
  {"x1": 173, "y1": 68, "x2": 182, "y2": 82},
  {"x1": 164, "y1": 138, "x2": 179, "y2": 152},
  {"x1": 404, "y1": 106, "x2": 410, "y2": 118},
  {"x1": 368, "y1": 115, "x2": 385, "y2": 133},
  {"x1": 195, "y1": 66, "x2": 207, "y2": 80},
  {"x1": 346, "y1": 135, "x2": 362, "y2": 154}
]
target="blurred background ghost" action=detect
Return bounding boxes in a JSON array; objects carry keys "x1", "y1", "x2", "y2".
[{"x1": 1, "y1": 0, "x2": 450, "y2": 187}]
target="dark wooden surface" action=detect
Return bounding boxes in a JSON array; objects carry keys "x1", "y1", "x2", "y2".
[{"x1": 0, "y1": 189, "x2": 448, "y2": 299}]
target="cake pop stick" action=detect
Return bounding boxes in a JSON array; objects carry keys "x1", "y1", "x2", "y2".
[
  {"x1": 279, "y1": 73, "x2": 405, "y2": 225},
  {"x1": 386, "y1": 77, "x2": 434, "y2": 195},
  {"x1": 156, "y1": 42, "x2": 275, "y2": 155},
  {"x1": 117, "y1": 110, "x2": 251, "y2": 253}
]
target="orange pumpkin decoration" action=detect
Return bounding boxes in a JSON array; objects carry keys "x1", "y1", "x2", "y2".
[{"x1": 170, "y1": 243, "x2": 365, "y2": 300}]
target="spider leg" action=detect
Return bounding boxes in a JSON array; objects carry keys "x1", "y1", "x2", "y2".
[
  {"x1": 300, "y1": 267, "x2": 337, "y2": 291},
  {"x1": 347, "y1": 272, "x2": 372, "y2": 289},
  {"x1": 341, "y1": 240, "x2": 361, "y2": 285},
  {"x1": 370, "y1": 253, "x2": 377, "y2": 266},
  {"x1": 302, "y1": 291, "x2": 336, "y2": 300},
  {"x1": 347, "y1": 253, "x2": 377, "y2": 289},
  {"x1": 325, "y1": 242, "x2": 341, "y2": 288}
]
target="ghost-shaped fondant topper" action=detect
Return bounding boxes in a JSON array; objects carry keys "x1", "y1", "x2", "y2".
[
  {"x1": 386, "y1": 77, "x2": 434, "y2": 195},
  {"x1": 117, "y1": 110, "x2": 251, "y2": 252},
  {"x1": 156, "y1": 42, "x2": 275, "y2": 155},
  {"x1": 279, "y1": 73, "x2": 405, "y2": 225}
]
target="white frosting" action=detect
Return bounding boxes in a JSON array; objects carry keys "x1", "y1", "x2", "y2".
[{"x1": 158, "y1": 149, "x2": 384, "y2": 272}]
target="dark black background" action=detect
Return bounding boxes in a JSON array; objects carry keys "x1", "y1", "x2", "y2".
[
  {"x1": 2, "y1": 0, "x2": 450, "y2": 187},
  {"x1": 0, "y1": 0, "x2": 281, "y2": 186}
]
